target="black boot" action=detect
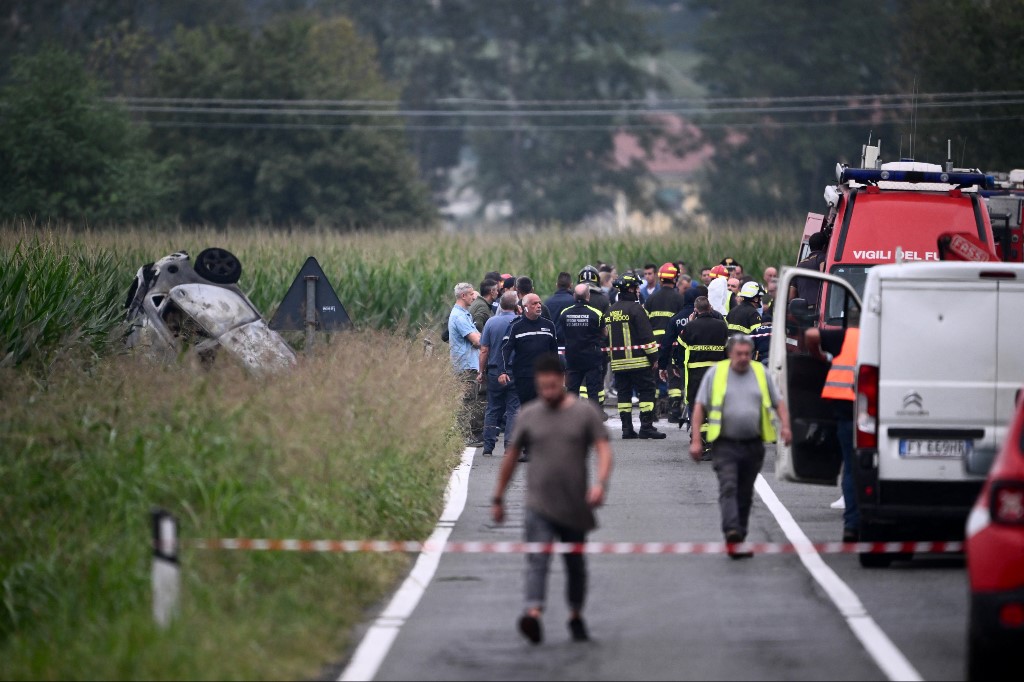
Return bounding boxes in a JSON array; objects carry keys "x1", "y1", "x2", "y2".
[
  {"x1": 638, "y1": 413, "x2": 666, "y2": 439},
  {"x1": 668, "y1": 398, "x2": 683, "y2": 425},
  {"x1": 621, "y1": 413, "x2": 638, "y2": 439}
]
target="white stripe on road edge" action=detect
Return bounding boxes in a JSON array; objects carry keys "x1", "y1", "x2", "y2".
[
  {"x1": 754, "y1": 475, "x2": 923, "y2": 682},
  {"x1": 338, "y1": 446, "x2": 476, "y2": 682}
]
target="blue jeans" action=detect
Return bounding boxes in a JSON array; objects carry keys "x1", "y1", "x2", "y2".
[
  {"x1": 835, "y1": 402, "x2": 859, "y2": 530},
  {"x1": 484, "y1": 370, "x2": 520, "y2": 453}
]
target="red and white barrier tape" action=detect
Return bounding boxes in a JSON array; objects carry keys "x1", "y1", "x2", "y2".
[{"x1": 185, "y1": 539, "x2": 964, "y2": 556}]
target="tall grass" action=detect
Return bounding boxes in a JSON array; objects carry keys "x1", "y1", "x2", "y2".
[
  {"x1": 0, "y1": 332, "x2": 463, "y2": 680},
  {"x1": 1, "y1": 221, "x2": 801, "y2": 367}
]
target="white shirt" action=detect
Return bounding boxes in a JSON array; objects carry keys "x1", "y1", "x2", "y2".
[{"x1": 708, "y1": 278, "x2": 729, "y2": 316}]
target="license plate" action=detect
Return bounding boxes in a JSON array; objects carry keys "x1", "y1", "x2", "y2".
[{"x1": 898, "y1": 439, "x2": 972, "y2": 458}]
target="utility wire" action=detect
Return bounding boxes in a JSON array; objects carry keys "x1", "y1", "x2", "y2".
[
  {"x1": 142, "y1": 113, "x2": 1024, "y2": 133},
  {"x1": 119, "y1": 97, "x2": 1024, "y2": 118},
  {"x1": 106, "y1": 89, "x2": 1024, "y2": 108}
]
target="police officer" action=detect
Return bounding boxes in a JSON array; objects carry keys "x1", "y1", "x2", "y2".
[
  {"x1": 645, "y1": 262, "x2": 686, "y2": 422},
  {"x1": 499, "y1": 293, "x2": 559, "y2": 408},
  {"x1": 559, "y1": 283, "x2": 608, "y2": 410},
  {"x1": 726, "y1": 281, "x2": 763, "y2": 337},
  {"x1": 671, "y1": 295, "x2": 728, "y2": 458},
  {"x1": 606, "y1": 274, "x2": 665, "y2": 440}
]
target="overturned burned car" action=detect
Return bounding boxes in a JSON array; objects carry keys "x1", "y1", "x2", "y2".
[{"x1": 125, "y1": 248, "x2": 296, "y2": 373}]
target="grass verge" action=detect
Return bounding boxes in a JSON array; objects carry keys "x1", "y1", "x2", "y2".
[{"x1": 0, "y1": 332, "x2": 463, "y2": 680}]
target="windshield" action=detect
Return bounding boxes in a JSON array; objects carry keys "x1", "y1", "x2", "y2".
[{"x1": 824, "y1": 265, "x2": 870, "y2": 325}]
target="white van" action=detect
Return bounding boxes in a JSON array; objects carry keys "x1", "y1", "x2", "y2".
[{"x1": 771, "y1": 261, "x2": 1024, "y2": 566}]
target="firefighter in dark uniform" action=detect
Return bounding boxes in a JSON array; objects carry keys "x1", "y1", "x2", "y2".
[
  {"x1": 672, "y1": 295, "x2": 728, "y2": 458},
  {"x1": 606, "y1": 273, "x2": 666, "y2": 440},
  {"x1": 645, "y1": 262, "x2": 686, "y2": 422},
  {"x1": 558, "y1": 283, "x2": 608, "y2": 409},
  {"x1": 577, "y1": 264, "x2": 610, "y2": 404},
  {"x1": 726, "y1": 281, "x2": 763, "y2": 337}
]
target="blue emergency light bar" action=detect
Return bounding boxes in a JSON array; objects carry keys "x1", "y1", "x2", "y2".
[{"x1": 840, "y1": 167, "x2": 995, "y2": 189}]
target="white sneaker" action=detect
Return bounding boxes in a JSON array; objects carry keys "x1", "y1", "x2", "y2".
[
  {"x1": 631, "y1": 396, "x2": 639, "y2": 405},
  {"x1": 830, "y1": 496, "x2": 846, "y2": 510}
]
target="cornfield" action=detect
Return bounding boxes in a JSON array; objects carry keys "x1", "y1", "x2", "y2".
[{"x1": 0, "y1": 222, "x2": 800, "y2": 367}]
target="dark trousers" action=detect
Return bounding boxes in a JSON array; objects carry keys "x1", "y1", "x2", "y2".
[
  {"x1": 566, "y1": 364, "x2": 603, "y2": 406},
  {"x1": 711, "y1": 438, "x2": 766, "y2": 537},
  {"x1": 514, "y1": 373, "x2": 537, "y2": 406},
  {"x1": 524, "y1": 509, "x2": 587, "y2": 612},
  {"x1": 833, "y1": 401, "x2": 859, "y2": 531},
  {"x1": 613, "y1": 367, "x2": 656, "y2": 414},
  {"x1": 460, "y1": 370, "x2": 486, "y2": 439},
  {"x1": 484, "y1": 370, "x2": 520, "y2": 452}
]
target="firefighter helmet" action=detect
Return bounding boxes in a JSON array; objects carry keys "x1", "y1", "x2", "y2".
[
  {"x1": 658, "y1": 262, "x2": 679, "y2": 281},
  {"x1": 709, "y1": 265, "x2": 729, "y2": 279},
  {"x1": 740, "y1": 281, "x2": 764, "y2": 299},
  {"x1": 578, "y1": 265, "x2": 600, "y2": 284},
  {"x1": 614, "y1": 273, "x2": 641, "y2": 293}
]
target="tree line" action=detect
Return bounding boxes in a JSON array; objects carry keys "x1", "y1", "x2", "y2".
[{"x1": 1, "y1": 1, "x2": 1023, "y2": 227}]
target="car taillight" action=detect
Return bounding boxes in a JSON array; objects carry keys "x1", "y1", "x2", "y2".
[
  {"x1": 856, "y1": 364, "x2": 879, "y2": 449},
  {"x1": 1000, "y1": 603, "x2": 1024, "y2": 629},
  {"x1": 990, "y1": 482, "x2": 1024, "y2": 525}
]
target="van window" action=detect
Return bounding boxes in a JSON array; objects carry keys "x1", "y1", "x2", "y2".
[{"x1": 824, "y1": 265, "x2": 870, "y2": 324}]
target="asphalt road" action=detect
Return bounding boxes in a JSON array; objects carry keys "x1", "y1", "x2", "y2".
[{"x1": 345, "y1": 409, "x2": 968, "y2": 682}]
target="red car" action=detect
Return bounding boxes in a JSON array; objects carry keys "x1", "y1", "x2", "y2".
[{"x1": 965, "y1": 394, "x2": 1024, "y2": 679}]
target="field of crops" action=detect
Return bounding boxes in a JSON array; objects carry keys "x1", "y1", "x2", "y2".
[
  {"x1": 0, "y1": 221, "x2": 800, "y2": 680},
  {"x1": 0, "y1": 221, "x2": 800, "y2": 368}
]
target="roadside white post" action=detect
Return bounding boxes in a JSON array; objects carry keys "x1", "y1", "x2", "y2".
[
  {"x1": 304, "y1": 274, "x2": 319, "y2": 354},
  {"x1": 151, "y1": 508, "x2": 180, "y2": 629}
]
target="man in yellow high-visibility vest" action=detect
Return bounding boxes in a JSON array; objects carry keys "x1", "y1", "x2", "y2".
[{"x1": 689, "y1": 334, "x2": 792, "y2": 558}]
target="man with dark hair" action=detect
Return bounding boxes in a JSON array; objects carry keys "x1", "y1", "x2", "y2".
[
  {"x1": 700, "y1": 267, "x2": 713, "y2": 287},
  {"x1": 492, "y1": 353, "x2": 614, "y2": 645},
  {"x1": 790, "y1": 231, "x2": 829, "y2": 306},
  {"x1": 640, "y1": 263, "x2": 659, "y2": 303},
  {"x1": 516, "y1": 276, "x2": 553, "y2": 321},
  {"x1": 471, "y1": 279, "x2": 499, "y2": 332},
  {"x1": 545, "y1": 272, "x2": 576, "y2": 324},
  {"x1": 671, "y1": 295, "x2": 728, "y2": 455}
]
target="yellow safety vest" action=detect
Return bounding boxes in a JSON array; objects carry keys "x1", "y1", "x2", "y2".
[
  {"x1": 705, "y1": 360, "x2": 777, "y2": 443},
  {"x1": 821, "y1": 328, "x2": 859, "y2": 402}
]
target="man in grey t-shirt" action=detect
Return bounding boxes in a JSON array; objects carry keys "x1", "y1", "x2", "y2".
[
  {"x1": 492, "y1": 353, "x2": 614, "y2": 645},
  {"x1": 690, "y1": 335, "x2": 791, "y2": 557}
]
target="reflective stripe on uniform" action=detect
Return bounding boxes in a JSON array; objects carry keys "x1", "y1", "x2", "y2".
[
  {"x1": 727, "y1": 322, "x2": 760, "y2": 334},
  {"x1": 639, "y1": 401, "x2": 655, "y2": 413},
  {"x1": 821, "y1": 330, "x2": 859, "y2": 402}
]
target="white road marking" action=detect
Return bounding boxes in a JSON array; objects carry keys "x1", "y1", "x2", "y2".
[
  {"x1": 338, "y1": 447, "x2": 476, "y2": 682},
  {"x1": 755, "y1": 474, "x2": 924, "y2": 682}
]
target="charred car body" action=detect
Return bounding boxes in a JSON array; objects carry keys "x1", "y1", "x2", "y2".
[{"x1": 125, "y1": 248, "x2": 295, "y2": 373}]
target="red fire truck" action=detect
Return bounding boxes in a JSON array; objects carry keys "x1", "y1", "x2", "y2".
[{"x1": 796, "y1": 142, "x2": 999, "y2": 324}]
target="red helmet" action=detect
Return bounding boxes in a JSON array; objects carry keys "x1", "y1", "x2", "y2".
[
  {"x1": 657, "y1": 262, "x2": 679, "y2": 281},
  {"x1": 709, "y1": 265, "x2": 729, "y2": 279}
]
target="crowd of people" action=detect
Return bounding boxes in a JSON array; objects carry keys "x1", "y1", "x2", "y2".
[
  {"x1": 447, "y1": 258, "x2": 780, "y2": 452},
  {"x1": 446, "y1": 257, "x2": 791, "y2": 645}
]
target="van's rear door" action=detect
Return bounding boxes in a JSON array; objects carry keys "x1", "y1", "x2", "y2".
[
  {"x1": 877, "y1": 277, "x2": 997, "y2": 483},
  {"x1": 996, "y1": 276, "x2": 1024, "y2": 449},
  {"x1": 771, "y1": 267, "x2": 861, "y2": 484}
]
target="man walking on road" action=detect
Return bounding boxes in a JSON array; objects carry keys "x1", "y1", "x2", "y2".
[
  {"x1": 689, "y1": 335, "x2": 792, "y2": 557},
  {"x1": 492, "y1": 354, "x2": 614, "y2": 645}
]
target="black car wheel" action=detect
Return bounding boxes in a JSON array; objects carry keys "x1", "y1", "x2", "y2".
[{"x1": 194, "y1": 248, "x2": 243, "y2": 285}]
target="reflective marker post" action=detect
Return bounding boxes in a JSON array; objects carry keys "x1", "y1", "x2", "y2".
[
  {"x1": 305, "y1": 274, "x2": 319, "y2": 354},
  {"x1": 151, "y1": 508, "x2": 180, "y2": 629}
]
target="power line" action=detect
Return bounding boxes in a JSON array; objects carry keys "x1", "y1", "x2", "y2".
[
  {"x1": 119, "y1": 97, "x2": 1024, "y2": 118},
  {"x1": 107, "y1": 90, "x2": 1024, "y2": 108},
  {"x1": 142, "y1": 113, "x2": 1024, "y2": 133}
]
